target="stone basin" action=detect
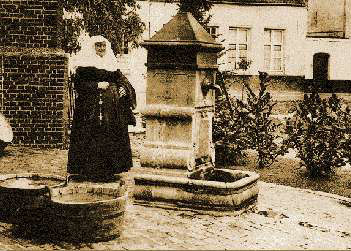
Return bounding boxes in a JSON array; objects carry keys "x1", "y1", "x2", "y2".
[
  {"x1": 47, "y1": 180, "x2": 127, "y2": 242},
  {"x1": 0, "y1": 173, "x2": 66, "y2": 224},
  {"x1": 133, "y1": 169, "x2": 259, "y2": 212}
]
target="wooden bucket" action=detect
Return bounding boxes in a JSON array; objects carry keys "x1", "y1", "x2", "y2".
[
  {"x1": 48, "y1": 179, "x2": 127, "y2": 242},
  {"x1": 0, "y1": 173, "x2": 66, "y2": 224}
]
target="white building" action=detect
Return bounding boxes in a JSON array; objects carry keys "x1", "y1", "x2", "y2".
[
  {"x1": 125, "y1": 0, "x2": 307, "y2": 109},
  {"x1": 73, "y1": 0, "x2": 351, "y2": 110},
  {"x1": 207, "y1": 2, "x2": 306, "y2": 76},
  {"x1": 305, "y1": 0, "x2": 351, "y2": 82}
]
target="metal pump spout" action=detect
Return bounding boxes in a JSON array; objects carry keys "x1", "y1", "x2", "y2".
[{"x1": 201, "y1": 76, "x2": 221, "y2": 96}]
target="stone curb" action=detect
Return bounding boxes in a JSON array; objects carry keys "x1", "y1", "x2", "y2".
[
  {"x1": 261, "y1": 181, "x2": 351, "y2": 204},
  {"x1": 134, "y1": 170, "x2": 259, "y2": 190},
  {"x1": 133, "y1": 169, "x2": 260, "y2": 209}
]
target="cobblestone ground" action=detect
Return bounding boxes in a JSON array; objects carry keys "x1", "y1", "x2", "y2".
[{"x1": 0, "y1": 144, "x2": 351, "y2": 250}]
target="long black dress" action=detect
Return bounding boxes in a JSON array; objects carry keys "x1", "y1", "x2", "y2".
[{"x1": 67, "y1": 66, "x2": 136, "y2": 180}]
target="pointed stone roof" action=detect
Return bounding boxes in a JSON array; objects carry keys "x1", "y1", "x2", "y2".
[{"x1": 141, "y1": 12, "x2": 224, "y2": 52}]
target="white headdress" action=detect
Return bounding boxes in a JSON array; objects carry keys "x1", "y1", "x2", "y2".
[{"x1": 70, "y1": 35, "x2": 118, "y2": 72}]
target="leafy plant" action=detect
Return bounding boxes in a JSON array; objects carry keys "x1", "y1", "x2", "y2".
[
  {"x1": 213, "y1": 70, "x2": 250, "y2": 166},
  {"x1": 237, "y1": 72, "x2": 287, "y2": 168},
  {"x1": 285, "y1": 91, "x2": 351, "y2": 178},
  {"x1": 60, "y1": 0, "x2": 145, "y2": 54},
  {"x1": 214, "y1": 71, "x2": 286, "y2": 168},
  {"x1": 171, "y1": 0, "x2": 213, "y2": 27},
  {"x1": 213, "y1": 94, "x2": 249, "y2": 166},
  {"x1": 237, "y1": 58, "x2": 252, "y2": 71}
]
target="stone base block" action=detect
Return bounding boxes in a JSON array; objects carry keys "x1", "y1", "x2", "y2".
[
  {"x1": 140, "y1": 146, "x2": 191, "y2": 169},
  {"x1": 132, "y1": 169, "x2": 259, "y2": 212}
]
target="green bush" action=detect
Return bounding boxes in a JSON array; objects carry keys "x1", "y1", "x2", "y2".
[{"x1": 285, "y1": 91, "x2": 351, "y2": 178}]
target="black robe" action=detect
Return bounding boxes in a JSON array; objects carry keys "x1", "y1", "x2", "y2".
[{"x1": 67, "y1": 66, "x2": 136, "y2": 180}]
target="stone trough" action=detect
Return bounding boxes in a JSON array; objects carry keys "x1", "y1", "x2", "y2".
[{"x1": 133, "y1": 169, "x2": 259, "y2": 212}]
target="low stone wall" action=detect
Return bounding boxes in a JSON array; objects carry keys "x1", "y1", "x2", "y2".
[{"x1": 225, "y1": 75, "x2": 351, "y2": 114}]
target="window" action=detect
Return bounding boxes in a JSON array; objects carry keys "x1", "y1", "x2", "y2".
[
  {"x1": 307, "y1": 0, "x2": 346, "y2": 38},
  {"x1": 227, "y1": 27, "x2": 250, "y2": 70},
  {"x1": 120, "y1": 35, "x2": 129, "y2": 55},
  {"x1": 206, "y1": 26, "x2": 219, "y2": 39},
  {"x1": 264, "y1": 29, "x2": 284, "y2": 72}
]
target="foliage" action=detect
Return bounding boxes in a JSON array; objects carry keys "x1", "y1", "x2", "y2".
[
  {"x1": 286, "y1": 91, "x2": 351, "y2": 178},
  {"x1": 285, "y1": 91, "x2": 351, "y2": 178},
  {"x1": 168, "y1": 0, "x2": 213, "y2": 27},
  {"x1": 214, "y1": 71, "x2": 287, "y2": 168},
  {"x1": 60, "y1": 0, "x2": 145, "y2": 54},
  {"x1": 213, "y1": 93, "x2": 249, "y2": 166},
  {"x1": 237, "y1": 58, "x2": 252, "y2": 71},
  {"x1": 213, "y1": 71, "x2": 248, "y2": 166},
  {"x1": 237, "y1": 72, "x2": 288, "y2": 168},
  {"x1": 61, "y1": 18, "x2": 83, "y2": 54}
]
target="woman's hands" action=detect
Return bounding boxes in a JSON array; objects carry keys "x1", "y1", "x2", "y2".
[{"x1": 98, "y1": 81, "x2": 109, "y2": 90}]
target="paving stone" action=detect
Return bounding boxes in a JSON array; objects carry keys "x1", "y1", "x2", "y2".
[{"x1": 1, "y1": 147, "x2": 351, "y2": 249}]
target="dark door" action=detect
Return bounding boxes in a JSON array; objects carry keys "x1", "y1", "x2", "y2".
[{"x1": 313, "y1": 53, "x2": 329, "y2": 81}]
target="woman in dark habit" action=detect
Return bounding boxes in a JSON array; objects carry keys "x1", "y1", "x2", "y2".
[{"x1": 67, "y1": 36, "x2": 136, "y2": 181}]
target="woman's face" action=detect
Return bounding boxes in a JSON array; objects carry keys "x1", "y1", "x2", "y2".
[{"x1": 95, "y1": 41, "x2": 107, "y2": 58}]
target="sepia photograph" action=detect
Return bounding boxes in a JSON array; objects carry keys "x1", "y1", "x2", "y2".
[{"x1": 0, "y1": 0, "x2": 351, "y2": 249}]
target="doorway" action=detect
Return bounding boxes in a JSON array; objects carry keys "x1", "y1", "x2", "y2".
[{"x1": 313, "y1": 53, "x2": 329, "y2": 81}]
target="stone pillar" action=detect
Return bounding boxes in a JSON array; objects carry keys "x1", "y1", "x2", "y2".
[
  {"x1": 133, "y1": 13, "x2": 260, "y2": 210},
  {"x1": 138, "y1": 12, "x2": 223, "y2": 173}
]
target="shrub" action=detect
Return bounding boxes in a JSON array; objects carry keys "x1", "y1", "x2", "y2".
[
  {"x1": 236, "y1": 72, "x2": 287, "y2": 168},
  {"x1": 213, "y1": 71, "x2": 249, "y2": 166},
  {"x1": 214, "y1": 71, "x2": 287, "y2": 168},
  {"x1": 285, "y1": 91, "x2": 351, "y2": 178},
  {"x1": 213, "y1": 94, "x2": 249, "y2": 166}
]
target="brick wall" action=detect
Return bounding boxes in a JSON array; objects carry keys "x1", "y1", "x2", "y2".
[
  {"x1": 1, "y1": 0, "x2": 68, "y2": 148},
  {"x1": 0, "y1": 0, "x2": 61, "y2": 48}
]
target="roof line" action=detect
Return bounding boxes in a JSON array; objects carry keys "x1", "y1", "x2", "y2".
[
  {"x1": 213, "y1": 1, "x2": 305, "y2": 6},
  {"x1": 140, "y1": 0, "x2": 306, "y2": 7}
]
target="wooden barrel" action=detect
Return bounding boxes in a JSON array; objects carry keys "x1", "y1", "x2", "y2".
[
  {"x1": 48, "y1": 180, "x2": 127, "y2": 242},
  {"x1": 0, "y1": 173, "x2": 66, "y2": 224}
]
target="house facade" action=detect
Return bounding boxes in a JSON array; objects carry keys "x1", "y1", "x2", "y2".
[
  {"x1": 118, "y1": 0, "x2": 308, "y2": 109},
  {"x1": 305, "y1": 0, "x2": 351, "y2": 83},
  {"x1": 73, "y1": 0, "x2": 351, "y2": 112},
  {"x1": 208, "y1": 1, "x2": 306, "y2": 77}
]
